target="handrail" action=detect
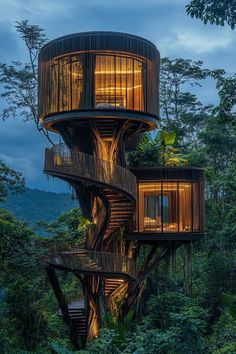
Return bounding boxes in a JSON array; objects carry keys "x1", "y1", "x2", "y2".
[
  {"x1": 47, "y1": 248, "x2": 137, "y2": 279},
  {"x1": 44, "y1": 144, "x2": 136, "y2": 200}
]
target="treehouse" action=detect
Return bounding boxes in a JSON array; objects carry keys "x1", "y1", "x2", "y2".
[
  {"x1": 127, "y1": 167, "x2": 205, "y2": 241},
  {"x1": 38, "y1": 31, "x2": 205, "y2": 349}
]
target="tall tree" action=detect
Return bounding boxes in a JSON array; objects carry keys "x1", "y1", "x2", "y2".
[
  {"x1": 160, "y1": 57, "x2": 210, "y2": 148},
  {"x1": 0, "y1": 20, "x2": 53, "y2": 144},
  {"x1": 186, "y1": 0, "x2": 236, "y2": 29},
  {"x1": 0, "y1": 160, "x2": 25, "y2": 201}
]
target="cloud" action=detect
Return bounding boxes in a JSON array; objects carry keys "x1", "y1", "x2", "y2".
[
  {"x1": 0, "y1": 0, "x2": 235, "y2": 192},
  {"x1": 175, "y1": 28, "x2": 234, "y2": 54},
  {"x1": 0, "y1": 0, "x2": 69, "y2": 22},
  {"x1": 0, "y1": 152, "x2": 38, "y2": 181},
  {"x1": 85, "y1": 0, "x2": 185, "y2": 5}
]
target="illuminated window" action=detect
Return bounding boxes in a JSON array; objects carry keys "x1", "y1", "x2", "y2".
[
  {"x1": 44, "y1": 52, "x2": 146, "y2": 116},
  {"x1": 95, "y1": 55, "x2": 145, "y2": 110},
  {"x1": 138, "y1": 182, "x2": 200, "y2": 233}
]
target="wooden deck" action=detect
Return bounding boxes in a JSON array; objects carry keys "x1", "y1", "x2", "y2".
[{"x1": 46, "y1": 248, "x2": 137, "y2": 279}]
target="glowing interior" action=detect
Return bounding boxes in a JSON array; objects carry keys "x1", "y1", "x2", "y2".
[
  {"x1": 44, "y1": 52, "x2": 146, "y2": 116},
  {"x1": 138, "y1": 182, "x2": 200, "y2": 233},
  {"x1": 95, "y1": 55, "x2": 144, "y2": 110}
]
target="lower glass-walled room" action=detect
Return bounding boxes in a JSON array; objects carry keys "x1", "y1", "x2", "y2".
[
  {"x1": 138, "y1": 181, "x2": 200, "y2": 233},
  {"x1": 127, "y1": 167, "x2": 205, "y2": 240}
]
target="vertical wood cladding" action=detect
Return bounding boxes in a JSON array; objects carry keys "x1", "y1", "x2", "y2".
[{"x1": 38, "y1": 32, "x2": 160, "y2": 121}]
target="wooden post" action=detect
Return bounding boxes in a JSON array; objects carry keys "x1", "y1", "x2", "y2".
[{"x1": 46, "y1": 266, "x2": 80, "y2": 350}]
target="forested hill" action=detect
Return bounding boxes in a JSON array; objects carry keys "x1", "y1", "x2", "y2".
[{"x1": 0, "y1": 187, "x2": 79, "y2": 224}]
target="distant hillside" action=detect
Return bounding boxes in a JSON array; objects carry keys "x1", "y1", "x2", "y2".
[{"x1": 0, "y1": 188, "x2": 79, "y2": 224}]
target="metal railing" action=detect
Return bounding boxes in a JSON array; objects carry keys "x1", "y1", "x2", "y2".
[
  {"x1": 47, "y1": 248, "x2": 137, "y2": 279},
  {"x1": 44, "y1": 144, "x2": 136, "y2": 200}
]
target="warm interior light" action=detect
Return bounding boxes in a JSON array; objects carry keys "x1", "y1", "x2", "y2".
[
  {"x1": 95, "y1": 70, "x2": 141, "y2": 74},
  {"x1": 96, "y1": 85, "x2": 142, "y2": 92},
  {"x1": 138, "y1": 181, "x2": 195, "y2": 233},
  {"x1": 95, "y1": 54, "x2": 144, "y2": 110}
]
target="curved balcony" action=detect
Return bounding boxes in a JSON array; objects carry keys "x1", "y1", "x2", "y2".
[
  {"x1": 46, "y1": 248, "x2": 137, "y2": 279},
  {"x1": 44, "y1": 144, "x2": 136, "y2": 201},
  {"x1": 44, "y1": 144, "x2": 136, "y2": 240}
]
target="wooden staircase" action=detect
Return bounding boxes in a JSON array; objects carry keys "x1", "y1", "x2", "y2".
[
  {"x1": 45, "y1": 146, "x2": 136, "y2": 341},
  {"x1": 105, "y1": 278, "x2": 125, "y2": 297},
  {"x1": 58, "y1": 279, "x2": 125, "y2": 338},
  {"x1": 58, "y1": 300, "x2": 86, "y2": 338},
  {"x1": 104, "y1": 190, "x2": 135, "y2": 239}
]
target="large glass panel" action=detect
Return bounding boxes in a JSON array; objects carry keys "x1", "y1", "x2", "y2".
[
  {"x1": 133, "y1": 59, "x2": 144, "y2": 111},
  {"x1": 138, "y1": 183, "x2": 162, "y2": 232},
  {"x1": 50, "y1": 60, "x2": 59, "y2": 113},
  {"x1": 193, "y1": 183, "x2": 200, "y2": 232},
  {"x1": 199, "y1": 181, "x2": 205, "y2": 232},
  {"x1": 95, "y1": 55, "x2": 115, "y2": 108},
  {"x1": 179, "y1": 183, "x2": 192, "y2": 232},
  {"x1": 95, "y1": 54, "x2": 145, "y2": 110},
  {"x1": 59, "y1": 57, "x2": 71, "y2": 111},
  {"x1": 71, "y1": 55, "x2": 83, "y2": 110},
  {"x1": 162, "y1": 182, "x2": 178, "y2": 233},
  {"x1": 126, "y1": 57, "x2": 134, "y2": 109}
]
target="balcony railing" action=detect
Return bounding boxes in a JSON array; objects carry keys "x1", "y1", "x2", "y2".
[
  {"x1": 46, "y1": 248, "x2": 137, "y2": 279},
  {"x1": 44, "y1": 144, "x2": 136, "y2": 200}
]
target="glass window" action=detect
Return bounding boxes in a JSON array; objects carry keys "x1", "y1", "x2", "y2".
[
  {"x1": 138, "y1": 183, "x2": 161, "y2": 232},
  {"x1": 139, "y1": 182, "x2": 179, "y2": 233},
  {"x1": 179, "y1": 183, "x2": 192, "y2": 232},
  {"x1": 71, "y1": 56, "x2": 83, "y2": 110},
  {"x1": 59, "y1": 57, "x2": 71, "y2": 112},
  {"x1": 44, "y1": 52, "x2": 146, "y2": 116},
  {"x1": 49, "y1": 60, "x2": 58, "y2": 113},
  {"x1": 193, "y1": 182, "x2": 200, "y2": 232},
  {"x1": 95, "y1": 54, "x2": 145, "y2": 110},
  {"x1": 138, "y1": 181, "x2": 201, "y2": 234},
  {"x1": 162, "y1": 182, "x2": 178, "y2": 232}
]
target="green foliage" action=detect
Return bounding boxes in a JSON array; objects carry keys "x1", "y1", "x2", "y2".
[
  {"x1": 186, "y1": 0, "x2": 236, "y2": 29},
  {"x1": 51, "y1": 341, "x2": 75, "y2": 354},
  {"x1": 144, "y1": 291, "x2": 189, "y2": 328},
  {"x1": 210, "y1": 312, "x2": 236, "y2": 353},
  {"x1": 127, "y1": 132, "x2": 161, "y2": 167},
  {"x1": 124, "y1": 328, "x2": 176, "y2": 354},
  {"x1": 160, "y1": 129, "x2": 176, "y2": 146},
  {"x1": 0, "y1": 20, "x2": 52, "y2": 143},
  {"x1": 37, "y1": 208, "x2": 86, "y2": 249},
  {"x1": 0, "y1": 160, "x2": 25, "y2": 201},
  {"x1": 0, "y1": 208, "x2": 81, "y2": 352},
  {"x1": 123, "y1": 293, "x2": 208, "y2": 354},
  {"x1": 103, "y1": 311, "x2": 134, "y2": 348},
  {"x1": 81, "y1": 328, "x2": 120, "y2": 354},
  {"x1": 168, "y1": 307, "x2": 207, "y2": 353},
  {"x1": 222, "y1": 293, "x2": 236, "y2": 319},
  {"x1": 127, "y1": 129, "x2": 188, "y2": 168}
]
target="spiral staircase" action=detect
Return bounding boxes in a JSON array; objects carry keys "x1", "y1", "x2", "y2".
[{"x1": 44, "y1": 144, "x2": 137, "y2": 338}]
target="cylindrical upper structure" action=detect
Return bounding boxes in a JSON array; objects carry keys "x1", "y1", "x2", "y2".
[{"x1": 38, "y1": 31, "x2": 160, "y2": 132}]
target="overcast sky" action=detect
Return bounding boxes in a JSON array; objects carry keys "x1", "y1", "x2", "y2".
[{"x1": 0, "y1": 0, "x2": 235, "y2": 193}]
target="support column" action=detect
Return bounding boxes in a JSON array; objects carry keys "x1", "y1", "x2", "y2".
[{"x1": 46, "y1": 266, "x2": 80, "y2": 350}]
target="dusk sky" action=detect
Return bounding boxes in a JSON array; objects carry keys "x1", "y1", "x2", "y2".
[{"x1": 0, "y1": 0, "x2": 235, "y2": 193}]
